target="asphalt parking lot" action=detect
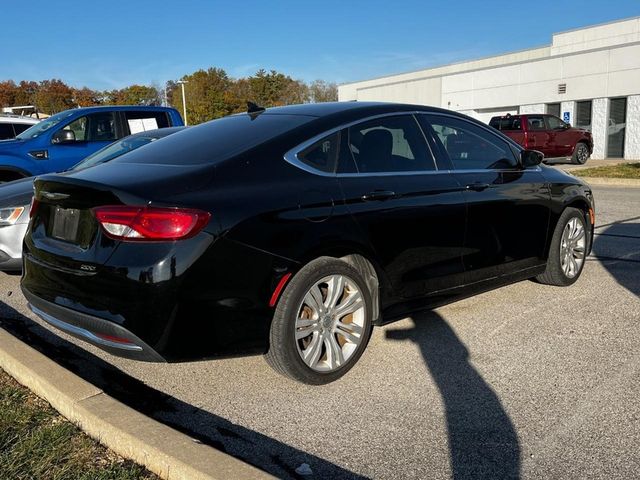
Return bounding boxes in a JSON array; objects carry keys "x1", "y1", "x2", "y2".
[{"x1": 1, "y1": 184, "x2": 638, "y2": 479}]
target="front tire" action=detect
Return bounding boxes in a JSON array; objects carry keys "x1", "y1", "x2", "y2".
[
  {"x1": 265, "y1": 257, "x2": 373, "y2": 385},
  {"x1": 536, "y1": 207, "x2": 588, "y2": 286},
  {"x1": 571, "y1": 142, "x2": 590, "y2": 165}
]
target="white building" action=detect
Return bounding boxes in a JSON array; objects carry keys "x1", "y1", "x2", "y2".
[{"x1": 338, "y1": 17, "x2": 640, "y2": 160}]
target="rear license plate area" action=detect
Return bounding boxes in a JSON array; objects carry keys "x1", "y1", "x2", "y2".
[{"x1": 51, "y1": 207, "x2": 81, "y2": 242}]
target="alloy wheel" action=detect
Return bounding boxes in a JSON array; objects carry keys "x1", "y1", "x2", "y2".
[
  {"x1": 295, "y1": 274, "x2": 366, "y2": 372},
  {"x1": 560, "y1": 217, "x2": 586, "y2": 278}
]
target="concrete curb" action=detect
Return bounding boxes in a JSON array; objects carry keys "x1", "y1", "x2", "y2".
[
  {"x1": 578, "y1": 176, "x2": 640, "y2": 187},
  {"x1": 0, "y1": 327, "x2": 274, "y2": 480}
]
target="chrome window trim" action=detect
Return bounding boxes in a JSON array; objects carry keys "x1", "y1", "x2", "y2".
[{"x1": 283, "y1": 110, "x2": 539, "y2": 178}]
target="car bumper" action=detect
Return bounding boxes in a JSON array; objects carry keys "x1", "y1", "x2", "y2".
[
  {"x1": 0, "y1": 222, "x2": 28, "y2": 271},
  {"x1": 22, "y1": 286, "x2": 165, "y2": 362}
]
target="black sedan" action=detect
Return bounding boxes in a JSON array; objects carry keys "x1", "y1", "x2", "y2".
[{"x1": 21, "y1": 102, "x2": 594, "y2": 384}]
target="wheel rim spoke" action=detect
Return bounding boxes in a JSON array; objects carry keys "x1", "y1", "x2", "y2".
[
  {"x1": 304, "y1": 285, "x2": 324, "y2": 316},
  {"x1": 325, "y1": 334, "x2": 344, "y2": 369},
  {"x1": 303, "y1": 332, "x2": 323, "y2": 367},
  {"x1": 334, "y1": 290, "x2": 363, "y2": 318},
  {"x1": 336, "y1": 321, "x2": 362, "y2": 344},
  {"x1": 325, "y1": 275, "x2": 345, "y2": 309},
  {"x1": 296, "y1": 322, "x2": 319, "y2": 340}
]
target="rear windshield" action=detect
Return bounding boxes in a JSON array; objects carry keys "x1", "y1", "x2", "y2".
[
  {"x1": 489, "y1": 116, "x2": 522, "y2": 131},
  {"x1": 112, "y1": 113, "x2": 314, "y2": 165}
]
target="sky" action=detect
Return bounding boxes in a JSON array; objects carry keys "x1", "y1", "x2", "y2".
[{"x1": 1, "y1": 0, "x2": 639, "y2": 90}]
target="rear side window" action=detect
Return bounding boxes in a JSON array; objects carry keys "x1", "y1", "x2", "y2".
[
  {"x1": 124, "y1": 111, "x2": 170, "y2": 134},
  {"x1": 113, "y1": 113, "x2": 314, "y2": 165},
  {"x1": 490, "y1": 116, "x2": 521, "y2": 131},
  {"x1": 298, "y1": 132, "x2": 340, "y2": 173},
  {"x1": 0, "y1": 123, "x2": 14, "y2": 140},
  {"x1": 347, "y1": 115, "x2": 434, "y2": 173},
  {"x1": 423, "y1": 115, "x2": 518, "y2": 170}
]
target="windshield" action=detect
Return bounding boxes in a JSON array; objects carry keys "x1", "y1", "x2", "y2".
[
  {"x1": 15, "y1": 110, "x2": 76, "y2": 140},
  {"x1": 70, "y1": 136, "x2": 160, "y2": 172}
]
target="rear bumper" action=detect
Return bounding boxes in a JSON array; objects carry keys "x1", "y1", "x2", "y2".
[
  {"x1": 0, "y1": 222, "x2": 28, "y2": 271},
  {"x1": 22, "y1": 286, "x2": 165, "y2": 362}
]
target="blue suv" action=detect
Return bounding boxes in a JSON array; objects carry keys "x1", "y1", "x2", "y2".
[{"x1": 0, "y1": 106, "x2": 183, "y2": 181}]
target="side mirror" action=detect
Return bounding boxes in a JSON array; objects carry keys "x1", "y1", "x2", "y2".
[
  {"x1": 521, "y1": 149, "x2": 544, "y2": 168},
  {"x1": 563, "y1": 123, "x2": 571, "y2": 129},
  {"x1": 52, "y1": 129, "x2": 76, "y2": 144}
]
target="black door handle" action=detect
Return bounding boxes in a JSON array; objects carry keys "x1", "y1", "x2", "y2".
[
  {"x1": 361, "y1": 190, "x2": 396, "y2": 202},
  {"x1": 465, "y1": 183, "x2": 490, "y2": 192}
]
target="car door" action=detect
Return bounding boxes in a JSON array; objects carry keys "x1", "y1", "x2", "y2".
[
  {"x1": 524, "y1": 115, "x2": 552, "y2": 157},
  {"x1": 545, "y1": 114, "x2": 573, "y2": 157},
  {"x1": 420, "y1": 113, "x2": 551, "y2": 284},
  {"x1": 337, "y1": 113, "x2": 466, "y2": 302},
  {"x1": 47, "y1": 112, "x2": 117, "y2": 172}
]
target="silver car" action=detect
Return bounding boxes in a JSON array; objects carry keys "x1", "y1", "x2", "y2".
[{"x1": 0, "y1": 126, "x2": 185, "y2": 270}]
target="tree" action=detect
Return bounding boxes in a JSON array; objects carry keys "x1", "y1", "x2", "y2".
[
  {"x1": 73, "y1": 87, "x2": 101, "y2": 107},
  {"x1": 169, "y1": 68, "x2": 233, "y2": 124},
  {"x1": 14, "y1": 81, "x2": 38, "y2": 107},
  {"x1": 33, "y1": 79, "x2": 74, "y2": 114},
  {"x1": 248, "y1": 69, "x2": 309, "y2": 107},
  {"x1": 308, "y1": 80, "x2": 338, "y2": 103},
  {"x1": 0, "y1": 81, "x2": 17, "y2": 108},
  {"x1": 104, "y1": 84, "x2": 161, "y2": 106}
]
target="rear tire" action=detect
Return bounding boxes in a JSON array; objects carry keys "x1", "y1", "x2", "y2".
[
  {"x1": 571, "y1": 142, "x2": 590, "y2": 165},
  {"x1": 536, "y1": 207, "x2": 588, "y2": 286},
  {"x1": 265, "y1": 257, "x2": 373, "y2": 385}
]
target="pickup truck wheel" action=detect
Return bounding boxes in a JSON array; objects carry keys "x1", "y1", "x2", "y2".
[{"x1": 571, "y1": 142, "x2": 590, "y2": 165}]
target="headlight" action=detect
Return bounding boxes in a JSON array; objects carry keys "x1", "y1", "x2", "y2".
[{"x1": 0, "y1": 206, "x2": 26, "y2": 226}]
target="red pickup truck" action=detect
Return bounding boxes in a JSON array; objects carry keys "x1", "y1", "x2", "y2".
[{"x1": 489, "y1": 114, "x2": 593, "y2": 164}]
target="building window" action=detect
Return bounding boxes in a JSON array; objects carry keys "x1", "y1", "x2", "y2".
[
  {"x1": 546, "y1": 103, "x2": 561, "y2": 118},
  {"x1": 575, "y1": 101, "x2": 592, "y2": 131},
  {"x1": 607, "y1": 98, "x2": 627, "y2": 158}
]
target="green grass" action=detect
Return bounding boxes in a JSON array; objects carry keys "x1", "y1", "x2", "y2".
[
  {"x1": 574, "y1": 162, "x2": 640, "y2": 179},
  {"x1": 0, "y1": 368, "x2": 157, "y2": 480}
]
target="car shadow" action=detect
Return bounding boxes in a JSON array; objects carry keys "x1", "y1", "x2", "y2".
[
  {"x1": 386, "y1": 313, "x2": 520, "y2": 480},
  {"x1": 591, "y1": 217, "x2": 640, "y2": 297},
  {"x1": 0, "y1": 304, "x2": 366, "y2": 480}
]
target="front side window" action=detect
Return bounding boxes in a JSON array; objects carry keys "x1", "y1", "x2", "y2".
[
  {"x1": 59, "y1": 112, "x2": 116, "y2": 142},
  {"x1": 423, "y1": 115, "x2": 518, "y2": 170},
  {"x1": 63, "y1": 116, "x2": 87, "y2": 141},
  {"x1": 546, "y1": 115, "x2": 566, "y2": 130},
  {"x1": 297, "y1": 132, "x2": 340, "y2": 173},
  {"x1": 527, "y1": 116, "x2": 545, "y2": 131},
  {"x1": 347, "y1": 115, "x2": 434, "y2": 173}
]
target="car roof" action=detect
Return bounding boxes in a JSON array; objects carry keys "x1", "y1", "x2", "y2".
[
  {"x1": 258, "y1": 101, "x2": 454, "y2": 118},
  {"x1": 56, "y1": 105, "x2": 179, "y2": 115},
  {"x1": 0, "y1": 115, "x2": 40, "y2": 124},
  {"x1": 125, "y1": 126, "x2": 186, "y2": 140}
]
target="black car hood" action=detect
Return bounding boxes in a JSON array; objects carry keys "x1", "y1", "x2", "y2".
[{"x1": 0, "y1": 176, "x2": 34, "y2": 208}]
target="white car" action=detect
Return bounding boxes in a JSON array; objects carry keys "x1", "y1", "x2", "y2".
[{"x1": 0, "y1": 114, "x2": 40, "y2": 140}]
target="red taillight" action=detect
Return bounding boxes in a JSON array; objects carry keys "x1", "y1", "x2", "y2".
[
  {"x1": 29, "y1": 197, "x2": 39, "y2": 218},
  {"x1": 93, "y1": 206, "x2": 211, "y2": 241}
]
